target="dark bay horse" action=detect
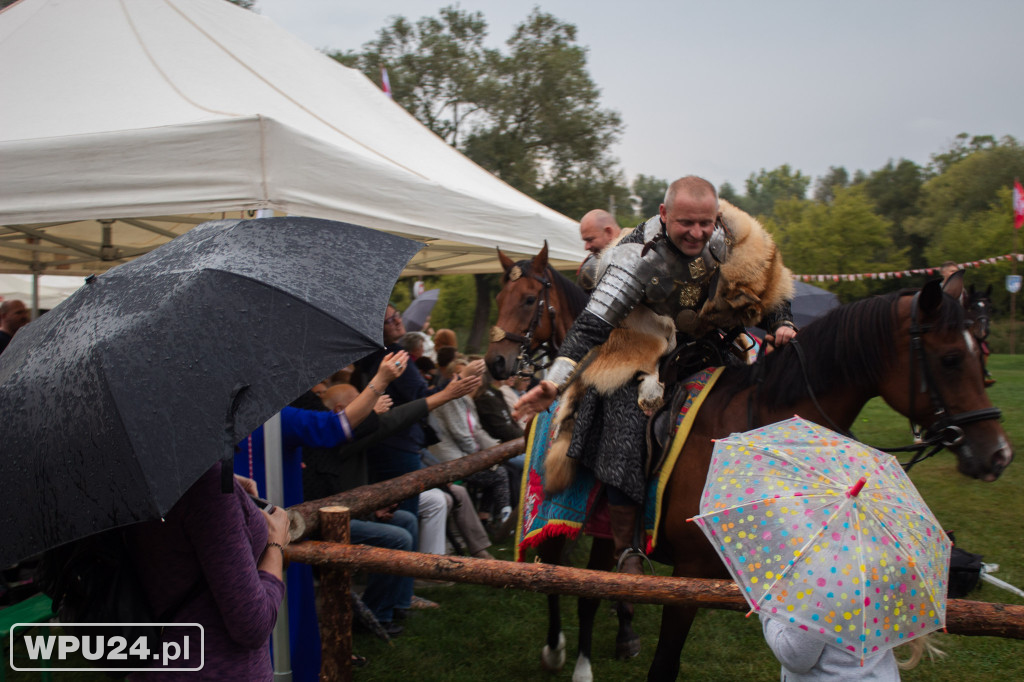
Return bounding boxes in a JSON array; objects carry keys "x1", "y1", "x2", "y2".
[{"x1": 487, "y1": 246, "x2": 1013, "y2": 681}]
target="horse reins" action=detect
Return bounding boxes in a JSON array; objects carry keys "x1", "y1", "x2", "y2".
[
  {"x1": 767, "y1": 291, "x2": 1001, "y2": 472},
  {"x1": 490, "y1": 264, "x2": 560, "y2": 377},
  {"x1": 889, "y1": 291, "x2": 1002, "y2": 471}
]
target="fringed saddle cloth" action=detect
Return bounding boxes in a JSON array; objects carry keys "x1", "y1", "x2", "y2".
[{"x1": 515, "y1": 366, "x2": 724, "y2": 561}]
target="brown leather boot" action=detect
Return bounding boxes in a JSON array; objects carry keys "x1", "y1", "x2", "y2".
[{"x1": 608, "y1": 503, "x2": 644, "y2": 575}]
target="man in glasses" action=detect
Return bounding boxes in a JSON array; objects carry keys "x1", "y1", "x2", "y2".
[{"x1": 355, "y1": 304, "x2": 481, "y2": 517}]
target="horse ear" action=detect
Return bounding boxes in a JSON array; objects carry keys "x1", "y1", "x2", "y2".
[
  {"x1": 942, "y1": 270, "x2": 964, "y2": 303},
  {"x1": 532, "y1": 241, "x2": 550, "y2": 274},
  {"x1": 920, "y1": 279, "x2": 945, "y2": 317},
  {"x1": 497, "y1": 247, "x2": 515, "y2": 274}
]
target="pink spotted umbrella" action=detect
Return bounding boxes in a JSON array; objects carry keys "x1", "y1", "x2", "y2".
[{"x1": 690, "y1": 416, "x2": 951, "y2": 662}]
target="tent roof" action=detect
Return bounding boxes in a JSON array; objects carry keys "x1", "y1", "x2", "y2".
[{"x1": 0, "y1": 0, "x2": 584, "y2": 276}]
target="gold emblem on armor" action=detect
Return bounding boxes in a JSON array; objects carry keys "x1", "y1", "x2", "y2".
[
  {"x1": 490, "y1": 326, "x2": 506, "y2": 342},
  {"x1": 678, "y1": 283, "x2": 702, "y2": 307},
  {"x1": 508, "y1": 265, "x2": 523, "y2": 281},
  {"x1": 688, "y1": 259, "x2": 707, "y2": 280}
]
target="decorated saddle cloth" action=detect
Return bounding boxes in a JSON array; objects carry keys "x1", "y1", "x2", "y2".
[{"x1": 515, "y1": 366, "x2": 724, "y2": 562}]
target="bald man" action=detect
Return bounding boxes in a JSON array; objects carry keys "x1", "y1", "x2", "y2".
[
  {"x1": 579, "y1": 209, "x2": 622, "y2": 255},
  {"x1": 0, "y1": 299, "x2": 30, "y2": 355}
]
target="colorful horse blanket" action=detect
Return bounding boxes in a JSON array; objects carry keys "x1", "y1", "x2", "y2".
[{"x1": 515, "y1": 367, "x2": 724, "y2": 561}]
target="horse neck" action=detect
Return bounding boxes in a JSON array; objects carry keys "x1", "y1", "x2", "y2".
[{"x1": 545, "y1": 271, "x2": 580, "y2": 351}]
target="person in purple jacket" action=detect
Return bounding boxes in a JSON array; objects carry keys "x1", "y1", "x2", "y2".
[{"x1": 127, "y1": 461, "x2": 290, "y2": 681}]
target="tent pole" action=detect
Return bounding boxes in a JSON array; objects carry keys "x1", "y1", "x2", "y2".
[{"x1": 263, "y1": 413, "x2": 294, "y2": 681}]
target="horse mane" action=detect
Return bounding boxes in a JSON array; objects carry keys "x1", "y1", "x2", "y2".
[{"x1": 720, "y1": 288, "x2": 966, "y2": 407}]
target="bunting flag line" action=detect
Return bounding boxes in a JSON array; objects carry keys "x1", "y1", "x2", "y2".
[
  {"x1": 380, "y1": 66, "x2": 392, "y2": 98},
  {"x1": 790, "y1": 252, "x2": 1024, "y2": 282}
]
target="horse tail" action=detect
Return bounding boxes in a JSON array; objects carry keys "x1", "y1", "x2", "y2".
[{"x1": 544, "y1": 383, "x2": 579, "y2": 494}]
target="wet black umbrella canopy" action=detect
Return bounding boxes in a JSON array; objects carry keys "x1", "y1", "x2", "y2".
[{"x1": 0, "y1": 217, "x2": 421, "y2": 566}]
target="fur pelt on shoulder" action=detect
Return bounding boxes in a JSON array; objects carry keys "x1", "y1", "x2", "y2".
[
  {"x1": 544, "y1": 306, "x2": 675, "y2": 493},
  {"x1": 696, "y1": 199, "x2": 794, "y2": 334}
]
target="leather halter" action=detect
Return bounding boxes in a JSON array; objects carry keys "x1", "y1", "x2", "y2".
[
  {"x1": 490, "y1": 264, "x2": 559, "y2": 377},
  {"x1": 966, "y1": 293, "x2": 991, "y2": 342},
  {"x1": 890, "y1": 291, "x2": 1002, "y2": 471},
  {"x1": 774, "y1": 291, "x2": 1001, "y2": 472}
]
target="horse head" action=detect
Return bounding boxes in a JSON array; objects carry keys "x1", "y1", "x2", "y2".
[
  {"x1": 883, "y1": 279, "x2": 1012, "y2": 480},
  {"x1": 966, "y1": 283, "x2": 993, "y2": 341},
  {"x1": 486, "y1": 242, "x2": 564, "y2": 380}
]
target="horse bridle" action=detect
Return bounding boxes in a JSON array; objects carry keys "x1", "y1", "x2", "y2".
[
  {"x1": 967, "y1": 296, "x2": 991, "y2": 342},
  {"x1": 489, "y1": 264, "x2": 560, "y2": 377},
  {"x1": 885, "y1": 291, "x2": 1002, "y2": 470},
  {"x1": 779, "y1": 291, "x2": 1001, "y2": 471}
]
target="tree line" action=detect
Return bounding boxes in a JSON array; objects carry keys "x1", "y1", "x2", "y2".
[{"x1": 336, "y1": 6, "x2": 1022, "y2": 347}]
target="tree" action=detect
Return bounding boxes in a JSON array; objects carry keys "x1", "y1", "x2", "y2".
[
  {"x1": 812, "y1": 166, "x2": 849, "y2": 204},
  {"x1": 767, "y1": 187, "x2": 908, "y2": 302},
  {"x1": 631, "y1": 175, "x2": 667, "y2": 219},
  {"x1": 741, "y1": 164, "x2": 811, "y2": 219},
  {"x1": 906, "y1": 136, "x2": 1024, "y2": 251},
  {"x1": 339, "y1": 7, "x2": 624, "y2": 348},
  {"x1": 923, "y1": 186, "x2": 1020, "y2": 314},
  {"x1": 857, "y1": 159, "x2": 926, "y2": 266},
  {"x1": 461, "y1": 9, "x2": 623, "y2": 200},
  {"x1": 331, "y1": 7, "x2": 489, "y2": 147}
]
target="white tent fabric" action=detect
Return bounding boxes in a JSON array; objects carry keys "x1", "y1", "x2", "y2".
[
  {"x1": 0, "y1": 273, "x2": 83, "y2": 310},
  {"x1": 0, "y1": 0, "x2": 584, "y2": 276}
]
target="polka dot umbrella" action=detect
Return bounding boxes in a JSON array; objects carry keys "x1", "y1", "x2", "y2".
[{"x1": 690, "y1": 416, "x2": 951, "y2": 663}]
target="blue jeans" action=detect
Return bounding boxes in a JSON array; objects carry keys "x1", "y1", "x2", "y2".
[
  {"x1": 351, "y1": 510, "x2": 417, "y2": 622},
  {"x1": 368, "y1": 444, "x2": 423, "y2": 516}
]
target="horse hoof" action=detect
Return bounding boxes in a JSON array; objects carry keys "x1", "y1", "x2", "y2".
[
  {"x1": 571, "y1": 655, "x2": 593, "y2": 682},
  {"x1": 615, "y1": 636, "x2": 641, "y2": 660},
  {"x1": 541, "y1": 632, "x2": 566, "y2": 671}
]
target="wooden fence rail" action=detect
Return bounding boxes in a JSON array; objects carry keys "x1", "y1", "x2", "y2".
[
  {"x1": 287, "y1": 438, "x2": 525, "y2": 540},
  {"x1": 287, "y1": 540, "x2": 1024, "y2": 641}
]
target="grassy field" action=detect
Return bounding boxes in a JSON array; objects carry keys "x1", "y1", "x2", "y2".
[{"x1": 6, "y1": 356, "x2": 1024, "y2": 680}]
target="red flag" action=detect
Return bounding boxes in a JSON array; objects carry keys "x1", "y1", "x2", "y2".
[
  {"x1": 1014, "y1": 178, "x2": 1024, "y2": 229},
  {"x1": 380, "y1": 66, "x2": 392, "y2": 99}
]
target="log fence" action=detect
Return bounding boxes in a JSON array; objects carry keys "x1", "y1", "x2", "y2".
[{"x1": 282, "y1": 439, "x2": 1024, "y2": 681}]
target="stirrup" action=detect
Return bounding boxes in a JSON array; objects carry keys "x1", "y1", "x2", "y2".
[{"x1": 616, "y1": 547, "x2": 654, "y2": 575}]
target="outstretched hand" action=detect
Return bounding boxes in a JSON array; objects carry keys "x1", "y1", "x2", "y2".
[
  {"x1": 512, "y1": 380, "x2": 557, "y2": 423},
  {"x1": 442, "y1": 373, "x2": 482, "y2": 399},
  {"x1": 377, "y1": 350, "x2": 410, "y2": 383}
]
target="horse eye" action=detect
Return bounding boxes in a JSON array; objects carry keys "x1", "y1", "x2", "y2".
[
  {"x1": 940, "y1": 353, "x2": 962, "y2": 369},
  {"x1": 524, "y1": 296, "x2": 537, "y2": 306}
]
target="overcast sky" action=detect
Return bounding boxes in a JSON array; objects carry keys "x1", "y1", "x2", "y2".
[{"x1": 255, "y1": 0, "x2": 1024, "y2": 194}]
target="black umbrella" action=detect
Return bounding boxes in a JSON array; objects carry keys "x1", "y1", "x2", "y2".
[
  {"x1": 790, "y1": 280, "x2": 840, "y2": 328},
  {"x1": 0, "y1": 217, "x2": 421, "y2": 567}
]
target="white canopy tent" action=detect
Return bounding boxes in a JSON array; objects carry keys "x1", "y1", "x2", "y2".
[{"x1": 0, "y1": 0, "x2": 584, "y2": 280}]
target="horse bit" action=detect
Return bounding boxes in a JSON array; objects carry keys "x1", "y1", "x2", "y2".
[
  {"x1": 781, "y1": 291, "x2": 1001, "y2": 471},
  {"x1": 489, "y1": 264, "x2": 560, "y2": 378}
]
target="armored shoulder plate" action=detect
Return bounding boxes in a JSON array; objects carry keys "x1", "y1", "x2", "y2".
[
  {"x1": 708, "y1": 223, "x2": 731, "y2": 264},
  {"x1": 586, "y1": 242, "x2": 650, "y2": 326}
]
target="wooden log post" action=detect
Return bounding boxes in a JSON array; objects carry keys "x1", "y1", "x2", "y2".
[
  {"x1": 316, "y1": 507, "x2": 353, "y2": 682},
  {"x1": 287, "y1": 438, "x2": 525, "y2": 541},
  {"x1": 286, "y1": 542, "x2": 1024, "y2": 640}
]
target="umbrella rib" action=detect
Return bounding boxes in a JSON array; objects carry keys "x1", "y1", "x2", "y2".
[
  {"x1": 751, "y1": 497, "x2": 853, "y2": 609},
  {"x1": 864, "y1": 504, "x2": 948, "y2": 613}
]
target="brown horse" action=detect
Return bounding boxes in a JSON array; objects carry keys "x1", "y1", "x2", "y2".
[
  {"x1": 488, "y1": 247, "x2": 1013, "y2": 681},
  {"x1": 485, "y1": 245, "x2": 641, "y2": 676}
]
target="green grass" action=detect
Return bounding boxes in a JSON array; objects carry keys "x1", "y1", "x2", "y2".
[{"x1": 7, "y1": 356, "x2": 1024, "y2": 680}]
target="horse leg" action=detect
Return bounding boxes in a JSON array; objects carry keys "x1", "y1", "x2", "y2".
[
  {"x1": 608, "y1": 505, "x2": 643, "y2": 659},
  {"x1": 571, "y1": 537, "x2": 614, "y2": 682},
  {"x1": 539, "y1": 538, "x2": 566, "y2": 671},
  {"x1": 647, "y1": 604, "x2": 697, "y2": 682},
  {"x1": 542, "y1": 594, "x2": 567, "y2": 670}
]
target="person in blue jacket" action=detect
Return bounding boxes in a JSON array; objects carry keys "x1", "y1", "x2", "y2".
[{"x1": 234, "y1": 350, "x2": 407, "y2": 682}]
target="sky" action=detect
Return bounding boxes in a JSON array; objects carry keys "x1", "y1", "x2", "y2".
[{"x1": 259, "y1": 0, "x2": 1022, "y2": 194}]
